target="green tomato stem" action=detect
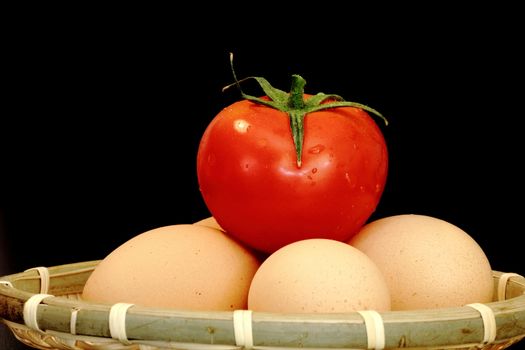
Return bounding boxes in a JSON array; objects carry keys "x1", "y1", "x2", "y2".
[
  {"x1": 288, "y1": 75, "x2": 307, "y2": 110},
  {"x1": 288, "y1": 110, "x2": 305, "y2": 167},
  {"x1": 224, "y1": 53, "x2": 387, "y2": 168}
]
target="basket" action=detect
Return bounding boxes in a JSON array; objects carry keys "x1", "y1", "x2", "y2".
[{"x1": 0, "y1": 260, "x2": 524, "y2": 350}]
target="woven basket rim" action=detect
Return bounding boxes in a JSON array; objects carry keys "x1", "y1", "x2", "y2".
[{"x1": 1, "y1": 260, "x2": 524, "y2": 349}]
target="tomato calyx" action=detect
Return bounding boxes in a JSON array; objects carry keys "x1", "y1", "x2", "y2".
[{"x1": 223, "y1": 54, "x2": 388, "y2": 167}]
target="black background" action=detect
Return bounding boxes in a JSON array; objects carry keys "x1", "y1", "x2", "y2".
[{"x1": 1, "y1": 9, "x2": 524, "y2": 349}]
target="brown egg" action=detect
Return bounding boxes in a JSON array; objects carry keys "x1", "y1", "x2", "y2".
[
  {"x1": 349, "y1": 214, "x2": 494, "y2": 310},
  {"x1": 248, "y1": 239, "x2": 391, "y2": 313},
  {"x1": 82, "y1": 224, "x2": 261, "y2": 310}
]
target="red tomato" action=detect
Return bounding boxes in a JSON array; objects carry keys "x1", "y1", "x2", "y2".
[{"x1": 197, "y1": 75, "x2": 388, "y2": 254}]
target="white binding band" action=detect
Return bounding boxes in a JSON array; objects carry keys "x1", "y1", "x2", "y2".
[
  {"x1": 357, "y1": 310, "x2": 385, "y2": 350},
  {"x1": 25, "y1": 266, "x2": 50, "y2": 294},
  {"x1": 0, "y1": 280, "x2": 13, "y2": 288},
  {"x1": 466, "y1": 303, "x2": 497, "y2": 344},
  {"x1": 233, "y1": 310, "x2": 253, "y2": 349},
  {"x1": 109, "y1": 303, "x2": 135, "y2": 345},
  {"x1": 70, "y1": 307, "x2": 80, "y2": 335},
  {"x1": 23, "y1": 293, "x2": 54, "y2": 331},
  {"x1": 497, "y1": 273, "x2": 522, "y2": 301}
]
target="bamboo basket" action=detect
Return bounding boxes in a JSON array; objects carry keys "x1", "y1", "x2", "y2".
[{"x1": 0, "y1": 260, "x2": 524, "y2": 350}]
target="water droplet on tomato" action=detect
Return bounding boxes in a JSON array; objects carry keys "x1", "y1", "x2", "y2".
[
  {"x1": 311, "y1": 168, "x2": 318, "y2": 174},
  {"x1": 257, "y1": 138, "x2": 268, "y2": 147},
  {"x1": 359, "y1": 185, "x2": 366, "y2": 192},
  {"x1": 375, "y1": 184, "x2": 381, "y2": 193},
  {"x1": 308, "y1": 144, "x2": 325, "y2": 154}
]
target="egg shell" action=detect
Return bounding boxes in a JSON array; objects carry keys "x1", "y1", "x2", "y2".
[
  {"x1": 82, "y1": 224, "x2": 261, "y2": 311},
  {"x1": 349, "y1": 214, "x2": 494, "y2": 310},
  {"x1": 248, "y1": 238, "x2": 391, "y2": 313},
  {"x1": 194, "y1": 216, "x2": 224, "y2": 231}
]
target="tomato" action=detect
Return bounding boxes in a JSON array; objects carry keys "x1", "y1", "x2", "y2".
[{"x1": 197, "y1": 73, "x2": 388, "y2": 254}]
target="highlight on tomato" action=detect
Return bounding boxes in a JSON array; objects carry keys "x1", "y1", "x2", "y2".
[{"x1": 196, "y1": 55, "x2": 388, "y2": 254}]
